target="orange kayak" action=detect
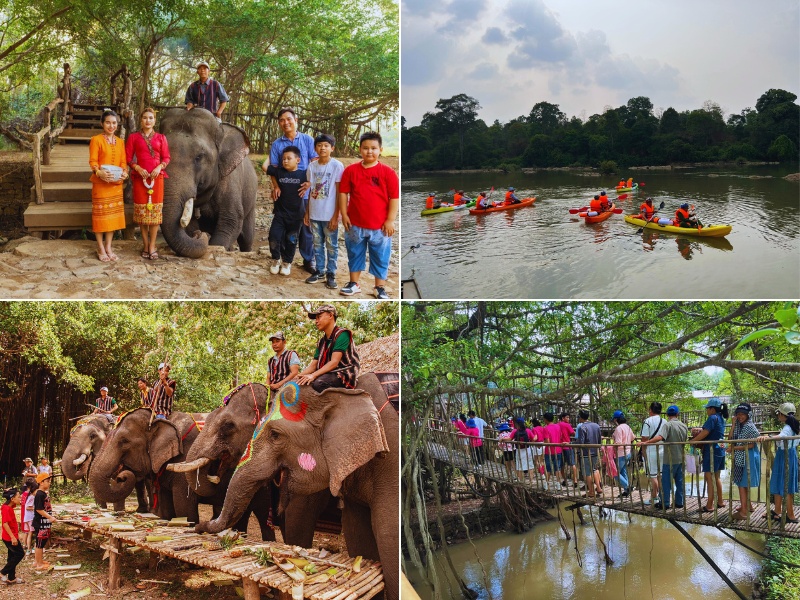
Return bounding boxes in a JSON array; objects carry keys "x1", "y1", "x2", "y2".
[
  {"x1": 468, "y1": 197, "x2": 536, "y2": 214},
  {"x1": 580, "y1": 203, "x2": 617, "y2": 224}
]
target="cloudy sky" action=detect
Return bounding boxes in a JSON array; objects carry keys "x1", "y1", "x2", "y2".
[{"x1": 402, "y1": 0, "x2": 799, "y2": 125}]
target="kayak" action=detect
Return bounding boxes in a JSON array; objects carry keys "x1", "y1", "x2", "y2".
[
  {"x1": 581, "y1": 203, "x2": 616, "y2": 224},
  {"x1": 420, "y1": 200, "x2": 476, "y2": 216},
  {"x1": 468, "y1": 197, "x2": 536, "y2": 215},
  {"x1": 614, "y1": 183, "x2": 639, "y2": 193},
  {"x1": 624, "y1": 215, "x2": 733, "y2": 237}
]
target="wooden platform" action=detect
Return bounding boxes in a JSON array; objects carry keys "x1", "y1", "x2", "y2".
[
  {"x1": 427, "y1": 440, "x2": 800, "y2": 538},
  {"x1": 56, "y1": 503, "x2": 384, "y2": 600},
  {"x1": 24, "y1": 201, "x2": 134, "y2": 231}
]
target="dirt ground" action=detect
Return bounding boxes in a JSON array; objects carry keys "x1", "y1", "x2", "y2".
[
  {"x1": 0, "y1": 156, "x2": 399, "y2": 300},
  {"x1": 0, "y1": 504, "x2": 344, "y2": 599}
]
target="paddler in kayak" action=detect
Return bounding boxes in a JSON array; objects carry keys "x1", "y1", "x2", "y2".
[
  {"x1": 503, "y1": 187, "x2": 522, "y2": 205},
  {"x1": 599, "y1": 190, "x2": 611, "y2": 211},
  {"x1": 637, "y1": 198, "x2": 658, "y2": 222},
  {"x1": 627, "y1": 177, "x2": 633, "y2": 188},
  {"x1": 476, "y1": 191, "x2": 491, "y2": 210},
  {"x1": 674, "y1": 202, "x2": 704, "y2": 229},
  {"x1": 617, "y1": 179, "x2": 625, "y2": 188},
  {"x1": 453, "y1": 190, "x2": 468, "y2": 206},
  {"x1": 589, "y1": 194, "x2": 602, "y2": 212},
  {"x1": 425, "y1": 193, "x2": 440, "y2": 210}
]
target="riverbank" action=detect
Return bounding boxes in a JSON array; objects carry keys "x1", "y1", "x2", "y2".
[{"x1": 406, "y1": 160, "x2": 783, "y2": 175}]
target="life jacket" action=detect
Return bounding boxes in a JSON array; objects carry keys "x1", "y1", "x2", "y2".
[
  {"x1": 618, "y1": 180, "x2": 625, "y2": 187},
  {"x1": 477, "y1": 195, "x2": 488, "y2": 208},
  {"x1": 590, "y1": 198, "x2": 602, "y2": 211},
  {"x1": 504, "y1": 191, "x2": 515, "y2": 205},
  {"x1": 627, "y1": 178, "x2": 633, "y2": 188},
  {"x1": 640, "y1": 202, "x2": 655, "y2": 219},
  {"x1": 425, "y1": 195, "x2": 434, "y2": 209},
  {"x1": 599, "y1": 194, "x2": 610, "y2": 210},
  {"x1": 674, "y1": 207, "x2": 691, "y2": 226},
  {"x1": 453, "y1": 193, "x2": 464, "y2": 205}
]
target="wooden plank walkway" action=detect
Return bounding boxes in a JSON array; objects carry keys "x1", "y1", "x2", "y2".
[
  {"x1": 55, "y1": 503, "x2": 383, "y2": 600},
  {"x1": 427, "y1": 441, "x2": 800, "y2": 539}
]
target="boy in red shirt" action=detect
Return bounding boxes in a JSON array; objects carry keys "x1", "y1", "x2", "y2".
[
  {"x1": 337, "y1": 131, "x2": 399, "y2": 299},
  {"x1": 1, "y1": 487, "x2": 24, "y2": 584}
]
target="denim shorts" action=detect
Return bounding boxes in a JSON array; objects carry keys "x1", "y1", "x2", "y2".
[{"x1": 344, "y1": 225, "x2": 392, "y2": 280}]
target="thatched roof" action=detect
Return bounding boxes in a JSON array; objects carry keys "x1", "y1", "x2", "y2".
[{"x1": 357, "y1": 332, "x2": 399, "y2": 373}]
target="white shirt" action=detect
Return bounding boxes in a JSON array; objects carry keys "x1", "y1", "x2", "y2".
[
  {"x1": 307, "y1": 159, "x2": 344, "y2": 221},
  {"x1": 641, "y1": 415, "x2": 665, "y2": 460},
  {"x1": 38, "y1": 465, "x2": 52, "y2": 475},
  {"x1": 777, "y1": 424, "x2": 800, "y2": 449},
  {"x1": 472, "y1": 417, "x2": 488, "y2": 438}
]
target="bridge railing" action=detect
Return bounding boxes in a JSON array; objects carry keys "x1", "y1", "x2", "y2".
[{"x1": 424, "y1": 422, "x2": 799, "y2": 532}]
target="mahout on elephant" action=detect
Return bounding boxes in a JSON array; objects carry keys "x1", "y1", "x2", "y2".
[
  {"x1": 158, "y1": 108, "x2": 257, "y2": 258},
  {"x1": 59, "y1": 414, "x2": 151, "y2": 513},
  {"x1": 167, "y1": 382, "x2": 337, "y2": 543},
  {"x1": 88, "y1": 408, "x2": 201, "y2": 520},
  {"x1": 195, "y1": 372, "x2": 399, "y2": 600}
]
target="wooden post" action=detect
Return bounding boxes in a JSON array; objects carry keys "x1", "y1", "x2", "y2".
[
  {"x1": 241, "y1": 577, "x2": 261, "y2": 600},
  {"x1": 148, "y1": 551, "x2": 158, "y2": 570},
  {"x1": 42, "y1": 105, "x2": 52, "y2": 165},
  {"x1": 83, "y1": 529, "x2": 92, "y2": 541},
  {"x1": 107, "y1": 536, "x2": 123, "y2": 592}
]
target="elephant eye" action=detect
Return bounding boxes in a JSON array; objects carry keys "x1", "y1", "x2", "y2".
[
  {"x1": 195, "y1": 153, "x2": 205, "y2": 164},
  {"x1": 269, "y1": 429, "x2": 280, "y2": 440}
]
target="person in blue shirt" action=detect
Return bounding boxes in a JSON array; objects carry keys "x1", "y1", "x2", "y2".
[{"x1": 690, "y1": 397, "x2": 728, "y2": 512}]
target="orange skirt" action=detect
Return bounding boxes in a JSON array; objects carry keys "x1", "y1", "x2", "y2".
[
  {"x1": 91, "y1": 180, "x2": 126, "y2": 233},
  {"x1": 132, "y1": 176, "x2": 164, "y2": 225}
]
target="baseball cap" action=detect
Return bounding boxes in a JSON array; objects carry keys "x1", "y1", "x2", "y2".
[
  {"x1": 158, "y1": 363, "x2": 170, "y2": 370},
  {"x1": 496, "y1": 423, "x2": 511, "y2": 432},
  {"x1": 100, "y1": 386, "x2": 108, "y2": 392},
  {"x1": 308, "y1": 305, "x2": 337, "y2": 319},
  {"x1": 466, "y1": 418, "x2": 476, "y2": 428},
  {"x1": 612, "y1": 410, "x2": 624, "y2": 420},
  {"x1": 777, "y1": 402, "x2": 796, "y2": 416},
  {"x1": 196, "y1": 60, "x2": 210, "y2": 68},
  {"x1": 734, "y1": 403, "x2": 752, "y2": 415},
  {"x1": 35, "y1": 472, "x2": 52, "y2": 484},
  {"x1": 269, "y1": 331, "x2": 286, "y2": 341},
  {"x1": 666, "y1": 405, "x2": 680, "y2": 416},
  {"x1": 23, "y1": 457, "x2": 32, "y2": 463}
]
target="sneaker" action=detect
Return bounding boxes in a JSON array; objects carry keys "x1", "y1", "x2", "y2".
[
  {"x1": 373, "y1": 286, "x2": 389, "y2": 299},
  {"x1": 269, "y1": 259, "x2": 281, "y2": 275},
  {"x1": 305, "y1": 271, "x2": 323, "y2": 284},
  {"x1": 325, "y1": 272, "x2": 337, "y2": 289},
  {"x1": 302, "y1": 259, "x2": 316, "y2": 274},
  {"x1": 280, "y1": 263, "x2": 291, "y2": 276},
  {"x1": 618, "y1": 491, "x2": 630, "y2": 498},
  {"x1": 340, "y1": 281, "x2": 361, "y2": 296},
  {"x1": 675, "y1": 504, "x2": 684, "y2": 509},
  {"x1": 643, "y1": 499, "x2": 652, "y2": 506}
]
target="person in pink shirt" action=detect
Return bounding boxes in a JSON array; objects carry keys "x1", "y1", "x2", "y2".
[
  {"x1": 543, "y1": 412, "x2": 565, "y2": 490},
  {"x1": 465, "y1": 418, "x2": 484, "y2": 465},
  {"x1": 531, "y1": 418, "x2": 547, "y2": 478},
  {"x1": 558, "y1": 412, "x2": 578, "y2": 487},
  {"x1": 611, "y1": 410, "x2": 636, "y2": 497},
  {"x1": 452, "y1": 414, "x2": 469, "y2": 456}
]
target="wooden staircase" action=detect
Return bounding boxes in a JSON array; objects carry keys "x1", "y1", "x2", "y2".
[{"x1": 24, "y1": 103, "x2": 134, "y2": 234}]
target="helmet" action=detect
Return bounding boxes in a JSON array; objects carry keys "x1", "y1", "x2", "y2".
[
  {"x1": 680, "y1": 202, "x2": 689, "y2": 210},
  {"x1": 594, "y1": 195, "x2": 600, "y2": 199},
  {"x1": 645, "y1": 198, "x2": 653, "y2": 204},
  {"x1": 612, "y1": 410, "x2": 624, "y2": 420},
  {"x1": 600, "y1": 190, "x2": 607, "y2": 195},
  {"x1": 508, "y1": 187, "x2": 515, "y2": 191}
]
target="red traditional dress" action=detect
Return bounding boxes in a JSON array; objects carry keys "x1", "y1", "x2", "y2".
[
  {"x1": 89, "y1": 134, "x2": 127, "y2": 233},
  {"x1": 125, "y1": 131, "x2": 170, "y2": 225}
]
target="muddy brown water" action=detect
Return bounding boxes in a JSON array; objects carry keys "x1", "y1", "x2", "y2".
[{"x1": 408, "y1": 501, "x2": 765, "y2": 599}]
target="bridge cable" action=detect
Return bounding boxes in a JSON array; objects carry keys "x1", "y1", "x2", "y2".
[
  {"x1": 668, "y1": 519, "x2": 749, "y2": 600},
  {"x1": 715, "y1": 526, "x2": 800, "y2": 569}
]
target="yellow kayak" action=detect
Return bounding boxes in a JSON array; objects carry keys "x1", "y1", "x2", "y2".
[{"x1": 624, "y1": 215, "x2": 732, "y2": 237}]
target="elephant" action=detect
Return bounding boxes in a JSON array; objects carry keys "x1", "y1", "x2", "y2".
[
  {"x1": 158, "y1": 108, "x2": 258, "y2": 258},
  {"x1": 167, "y1": 382, "x2": 337, "y2": 544},
  {"x1": 59, "y1": 414, "x2": 151, "y2": 513},
  {"x1": 88, "y1": 408, "x2": 200, "y2": 521},
  {"x1": 196, "y1": 373, "x2": 399, "y2": 600}
]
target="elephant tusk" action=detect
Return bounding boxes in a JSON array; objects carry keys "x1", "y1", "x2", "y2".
[
  {"x1": 73, "y1": 453, "x2": 88, "y2": 466},
  {"x1": 180, "y1": 197, "x2": 194, "y2": 228},
  {"x1": 53, "y1": 459, "x2": 62, "y2": 467},
  {"x1": 165, "y1": 456, "x2": 210, "y2": 472},
  {"x1": 206, "y1": 475, "x2": 220, "y2": 484}
]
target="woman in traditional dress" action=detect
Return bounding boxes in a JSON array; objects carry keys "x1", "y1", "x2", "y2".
[
  {"x1": 125, "y1": 107, "x2": 170, "y2": 259},
  {"x1": 89, "y1": 110, "x2": 128, "y2": 261}
]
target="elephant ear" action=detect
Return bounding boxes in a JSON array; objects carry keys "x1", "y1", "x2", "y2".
[
  {"x1": 217, "y1": 123, "x2": 251, "y2": 179},
  {"x1": 319, "y1": 388, "x2": 389, "y2": 497},
  {"x1": 149, "y1": 420, "x2": 183, "y2": 474}
]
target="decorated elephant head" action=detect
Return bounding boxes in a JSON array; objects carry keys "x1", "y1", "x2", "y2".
[
  {"x1": 88, "y1": 408, "x2": 189, "y2": 504},
  {"x1": 59, "y1": 415, "x2": 115, "y2": 482},
  {"x1": 197, "y1": 381, "x2": 388, "y2": 534}
]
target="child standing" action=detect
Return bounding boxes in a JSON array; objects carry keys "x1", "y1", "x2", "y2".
[
  {"x1": 22, "y1": 481, "x2": 37, "y2": 554},
  {"x1": 266, "y1": 146, "x2": 308, "y2": 277},
  {"x1": 304, "y1": 134, "x2": 344, "y2": 289},
  {"x1": 1, "y1": 487, "x2": 24, "y2": 585},
  {"x1": 32, "y1": 473, "x2": 57, "y2": 570},
  {"x1": 337, "y1": 132, "x2": 399, "y2": 299}
]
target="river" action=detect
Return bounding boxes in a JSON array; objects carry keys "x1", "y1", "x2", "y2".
[
  {"x1": 407, "y1": 502, "x2": 765, "y2": 600},
  {"x1": 400, "y1": 166, "x2": 799, "y2": 299}
]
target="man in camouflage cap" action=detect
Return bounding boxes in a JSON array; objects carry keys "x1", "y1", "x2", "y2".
[
  {"x1": 267, "y1": 331, "x2": 302, "y2": 391},
  {"x1": 296, "y1": 305, "x2": 360, "y2": 392}
]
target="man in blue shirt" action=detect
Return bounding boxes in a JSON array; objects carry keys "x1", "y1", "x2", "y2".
[
  {"x1": 185, "y1": 61, "x2": 229, "y2": 121},
  {"x1": 263, "y1": 108, "x2": 318, "y2": 273}
]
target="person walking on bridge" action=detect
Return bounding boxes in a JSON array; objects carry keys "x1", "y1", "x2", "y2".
[
  {"x1": 577, "y1": 411, "x2": 603, "y2": 498},
  {"x1": 640, "y1": 402, "x2": 666, "y2": 506},
  {"x1": 611, "y1": 410, "x2": 635, "y2": 497},
  {"x1": 543, "y1": 413, "x2": 565, "y2": 490},
  {"x1": 758, "y1": 402, "x2": 799, "y2": 523},
  {"x1": 641, "y1": 405, "x2": 687, "y2": 509},
  {"x1": 728, "y1": 403, "x2": 761, "y2": 520},
  {"x1": 690, "y1": 397, "x2": 728, "y2": 513}
]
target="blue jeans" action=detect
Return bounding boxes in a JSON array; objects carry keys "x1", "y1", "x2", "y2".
[
  {"x1": 344, "y1": 225, "x2": 392, "y2": 280},
  {"x1": 310, "y1": 220, "x2": 338, "y2": 275},
  {"x1": 661, "y1": 463, "x2": 684, "y2": 507},
  {"x1": 616, "y1": 453, "x2": 631, "y2": 490}
]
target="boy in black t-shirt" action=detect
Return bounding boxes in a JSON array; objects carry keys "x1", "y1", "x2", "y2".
[
  {"x1": 266, "y1": 146, "x2": 307, "y2": 277},
  {"x1": 32, "y1": 473, "x2": 56, "y2": 570}
]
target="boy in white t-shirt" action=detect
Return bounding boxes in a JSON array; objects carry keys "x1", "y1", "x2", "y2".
[{"x1": 304, "y1": 134, "x2": 344, "y2": 289}]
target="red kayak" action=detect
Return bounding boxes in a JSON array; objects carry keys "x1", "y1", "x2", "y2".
[
  {"x1": 580, "y1": 203, "x2": 617, "y2": 224},
  {"x1": 469, "y1": 196, "x2": 536, "y2": 214}
]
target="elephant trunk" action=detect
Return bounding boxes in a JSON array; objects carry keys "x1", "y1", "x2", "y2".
[
  {"x1": 196, "y1": 461, "x2": 275, "y2": 535},
  {"x1": 161, "y1": 191, "x2": 209, "y2": 258},
  {"x1": 166, "y1": 456, "x2": 210, "y2": 473},
  {"x1": 89, "y1": 465, "x2": 137, "y2": 504},
  {"x1": 60, "y1": 449, "x2": 91, "y2": 481}
]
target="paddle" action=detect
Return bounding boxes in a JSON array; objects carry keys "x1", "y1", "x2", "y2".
[
  {"x1": 568, "y1": 206, "x2": 589, "y2": 214},
  {"x1": 479, "y1": 186, "x2": 496, "y2": 211},
  {"x1": 636, "y1": 201, "x2": 666, "y2": 233}
]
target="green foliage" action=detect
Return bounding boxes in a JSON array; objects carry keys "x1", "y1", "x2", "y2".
[
  {"x1": 402, "y1": 90, "x2": 800, "y2": 170},
  {"x1": 598, "y1": 160, "x2": 618, "y2": 175},
  {"x1": 761, "y1": 511, "x2": 800, "y2": 600},
  {"x1": 736, "y1": 302, "x2": 800, "y2": 349}
]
